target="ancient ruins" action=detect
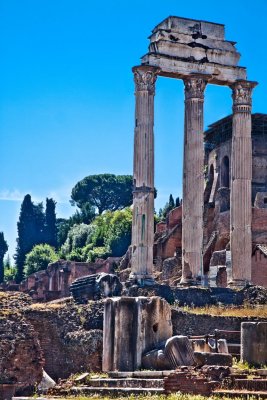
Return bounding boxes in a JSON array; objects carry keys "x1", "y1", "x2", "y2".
[
  {"x1": 130, "y1": 16, "x2": 258, "y2": 287},
  {"x1": 2, "y1": 15, "x2": 267, "y2": 400}
]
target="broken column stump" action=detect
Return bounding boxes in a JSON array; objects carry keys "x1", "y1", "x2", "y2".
[
  {"x1": 165, "y1": 335, "x2": 196, "y2": 368},
  {"x1": 102, "y1": 296, "x2": 172, "y2": 371},
  {"x1": 70, "y1": 272, "x2": 122, "y2": 303},
  {"x1": 241, "y1": 322, "x2": 267, "y2": 366}
]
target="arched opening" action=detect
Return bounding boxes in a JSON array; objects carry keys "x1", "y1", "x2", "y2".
[{"x1": 221, "y1": 156, "x2": 230, "y2": 188}]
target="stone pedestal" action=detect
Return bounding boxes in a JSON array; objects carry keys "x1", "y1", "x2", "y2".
[
  {"x1": 102, "y1": 296, "x2": 172, "y2": 372},
  {"x1": 229, "y1": 80, "x2": 257, "y2": 286},
  {"x1": 181, "y1": 75, "x2": 208, "y2": 284},
  {"x1": 241, "y1": 322, "x2": 267, "y2": 366},
  {"x1": 130, "y1": 66, "x2": 160, "y2": 286}
]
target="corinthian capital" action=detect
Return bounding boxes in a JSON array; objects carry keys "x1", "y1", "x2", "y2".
[
  {"x1": 133, "y1": 65, "x2": 161, "y2": 94},
  {"x1": 183, "y1": 74, "x2": 209, "y2": 100},
  {"x1": 231, "y1": 80, "x2": 258, "y2": 110}
]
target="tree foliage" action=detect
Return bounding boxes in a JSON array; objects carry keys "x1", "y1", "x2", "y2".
[
  {"x1": 24, "y1": 244, "x2": 58, "y2": 277},
  {"x1": 60, "y1": 208, "x2": 132, "y2": 262},
  {"x1": 0, "y1": 232, "x2": 8, "y2": 283},
  {"x1": 56, "y1": 204, "x2": 95, "y2": 248},
  {"x1": 71, "y1": 174, "x2": 133, "y2": 214},
  {"x1": 14, "y1": 194, "x2": 58, "y2": 282},
  {"x1": 45, "y1": 198, "x2": 57, "y2": 248},
  {"x1": 175, "y1": 197, "x2": 181, "y2": 207},
  {"x1": 104, "y1": 208, "x2": 132, "y2": 257},
  {"x1": 159, "y1": 194, "x2": 181, "y2": 220},
  {"x1": 61, "y1": 223, "x2": 96, "y2": 255}
]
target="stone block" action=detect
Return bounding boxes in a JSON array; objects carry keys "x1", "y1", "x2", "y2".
[
  {"x1": 241, "y1": 322, "x2": 267, "y2": 366},
  {"x1": 142, "y1": 348, "x2": 171, "y2": 370},
  {"x1": 194, "y1": 352, "x2": 232, "y2": 366},
  {"x1": 102, "y1": 296, "x2": 172, "y2": 372}
]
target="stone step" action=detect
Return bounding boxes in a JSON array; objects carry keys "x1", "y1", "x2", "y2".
[
  {"x1": 108, "y1": 370, "x2": 174, "y2": 378},
  {"x1": 70, "y1": 386, "x2": 165, "y2": 396},
  {"x1": 87, "y1": 378, "x2": 164, "y2": 388},
  {"x1": 234, "y1": 379, "x2": 267, "y2": 391},
  {"x1": 13, "y1": 398, "x2": 57, "y2": 400},
  {"x1": 213, "y1": 389, "x2": 267, "y2": 399}
]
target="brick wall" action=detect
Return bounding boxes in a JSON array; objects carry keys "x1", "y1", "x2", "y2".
[
  {"x1": 162, "y1": 226, "x2": 182, "y2": 259},
  {"x1": 168, "y1": 206, "x2": 182, "y2": 229},
  {"x1": 25, "y1": 302, "x2": 103, "y2": 380},
  {"x1": 252, "y1": 249, "x2": 267, "y2": 287},
  {"x1": 164, "y1": 371, "x2": 219, "y2": 395}
]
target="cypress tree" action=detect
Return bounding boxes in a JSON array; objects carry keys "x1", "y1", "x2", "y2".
[
  {"x1": 45, "y1": 198, "x2": 57, "y2": 248},
  {"x1": 175, "y1": 197, "x2": 180, "y2": 207},
  {"x1": 169, "y1": 194, "x2": 175, "y2": 209},
  {"x1": 14, "y1": 194, "x2": 45, "y2": 282},
  {"x1": 0, "y1": 232, "x2": 8, "y2": 283}
]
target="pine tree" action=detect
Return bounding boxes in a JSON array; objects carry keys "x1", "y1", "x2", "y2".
[
  {"x1": 45, "y1": 198, "x2": 57, "y2": 248},
  {"x1": 0, "y1": 232, "x2": 8, "y2": 283}
]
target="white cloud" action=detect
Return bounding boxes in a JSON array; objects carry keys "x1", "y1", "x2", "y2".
[
  {"x1": 0, "y1": 189, "x2": 26, "y2": 202},
  {"x1": 0, "y1": 183, "x2": 73, "y2": 205}
]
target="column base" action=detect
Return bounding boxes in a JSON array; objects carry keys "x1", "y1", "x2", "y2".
[
  {"x1": 128, "y1": 273, "x2": 155, "y2": 287},
  {"x1": 228, "y1": 279, "x2": 250, "y2": 288}
]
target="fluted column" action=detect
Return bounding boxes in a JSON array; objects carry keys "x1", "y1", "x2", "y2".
[
  {"x1": 181, "y1": 75, "x2": 209, "y2": 284},
  {"x1": 130, "y1": 65, "x2": 160, "y2": 286},
  {"x1": 229, "y1": 80, "x2": 257, "y2": 286}
]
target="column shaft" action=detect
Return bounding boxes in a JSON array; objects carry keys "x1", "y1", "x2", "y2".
[
  {"x1": 182, "y1": 76, "x2": 208, "y2": 283},
  {"x1": 130, "y1": 66, "x2": 160, "y2": 285},
  {"x1": 230, "y1": 80, "x2": 257, "y2": 285}
]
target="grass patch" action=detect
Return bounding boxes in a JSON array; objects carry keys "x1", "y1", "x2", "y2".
[
  {"x1": 62, "y1": 394, "x2": 257, "y2": 400},
  {"x1": 28, "y1": 302, "x2": 65, "y2": 311},
  {"x1": 178, "y1": 304, "x2": 267, "y2": 318}
]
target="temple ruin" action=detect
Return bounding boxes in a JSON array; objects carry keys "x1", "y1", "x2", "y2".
[{"x1": 130, "y1": 16, "x2": 257, "y2": 287}]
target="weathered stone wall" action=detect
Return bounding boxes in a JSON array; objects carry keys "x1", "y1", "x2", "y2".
[
  {"x1": 252, "y1": 249, "x2": 267, "y2": 287},
  {"x1": 24, "y1": 300, "x2": 104, "y2": 380},
  {"x1": 0, "y1": 292, "x2": 44, "y2": 392},
  {"x1": 167, "y1": 206, "x2": 182, "y2": 229},
  {"x1": 0, "y1": 313, "x2": 44, "y2": 387},
  {"x1": 252, "y1": 208, "x2": 267, "y2": 243},
  {"x1": 171, "y1": 309, "x2": 267, "y2": 336},
  {"x1": 153, "y1": 206, "x2": 182, "y2": 275}
]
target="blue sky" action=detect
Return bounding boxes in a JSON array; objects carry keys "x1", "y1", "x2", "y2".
[{"x1": 1, "y1": 0, "x2": 267, "y2": 258}]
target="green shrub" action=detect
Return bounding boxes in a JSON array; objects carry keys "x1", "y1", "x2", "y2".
[
  {"x1": 87, "y1": 246, "x2": 111, "y2": 262},
  {"x1": 24, "y1": 244, "x2": 58, "y2": 276}
]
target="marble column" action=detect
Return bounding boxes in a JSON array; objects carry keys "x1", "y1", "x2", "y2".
[
  {"x1": 181, "y1": 75, "x2": 209, "y2": 284},
  {"x1": 130, "y1": 65, "x2": 160, "y2": 285},
  {"x1": 229, "y1": 80, "x2": 257, "y2": 286}
]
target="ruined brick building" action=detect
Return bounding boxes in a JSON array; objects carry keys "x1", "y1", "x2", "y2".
[
  {"x1": 154, "y1": 113, "x2": 267, "y2": 287},
  {"x1": 204, "y1": 113, "x2": 267, "y2": 286}
]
